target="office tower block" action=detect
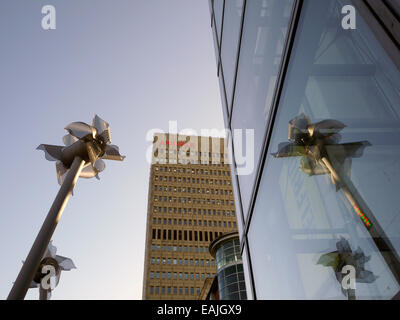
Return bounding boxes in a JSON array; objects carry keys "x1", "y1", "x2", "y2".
[{"x1": 142, "y1": 133, "x2": 239, "y2": 299}]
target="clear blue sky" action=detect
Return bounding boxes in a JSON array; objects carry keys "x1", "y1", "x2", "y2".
[{"x1": 0, "y1": 0, "x2": 224, "y2": 299}]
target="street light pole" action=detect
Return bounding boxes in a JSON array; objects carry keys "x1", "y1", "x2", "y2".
[{"x1": 7, "y1": 157, "x2": 85, "y2": 300}]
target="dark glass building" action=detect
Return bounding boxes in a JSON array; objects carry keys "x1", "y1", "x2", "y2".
[
  {"x1": 209, "y1": 0, "x2": 400, "y2": 299},
  {"x1": 209, "y1": 232, "x2": 247, "y2": 300}
]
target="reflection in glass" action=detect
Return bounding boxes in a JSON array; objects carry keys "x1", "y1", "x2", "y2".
[
  {"x1": 317, "y1": 237, "x2": 377, "y2": 299},
  {"x1": 272, "y1": 113, "x2": 400, "y2": 280},
  {"x1": 231, "y1": 0, "x2": 295, "y2": 219},
  {"x1": 248, "y1": 0, "x2": 400, "y2": 299}
]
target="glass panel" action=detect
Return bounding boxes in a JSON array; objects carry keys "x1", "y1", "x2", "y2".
[
  {"x1": 221, "y1": 0, "x2": 244, "y2": 109},
  {"x1": 227, "y1": 292, "x2": 240, "y2": 300},
  {"x1": 214, "y1": 0, "x2": 224, "y2": 43},
  {"x1": 211, "y1": 15, "x2": 221, "y2": 70},
  {"x1": 218, "y1": 69, "x2": 229, "y2": 128},
  {"x1": 242, "y1": 244, "x2": 254, "y2": 300},
  {"x1": 231, "y1": 0, "x2": 295, "y2": 219},
  {"x1": 248, "y1": 0, "x2": 400, "y2": 299},
  {"x1": 229, "y1": 136, "x2": 246, "y2": 234}
]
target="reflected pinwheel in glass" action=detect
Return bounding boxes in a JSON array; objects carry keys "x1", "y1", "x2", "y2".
[
  {"x1": 272, "y1": 113, "x2": 400, "y2": 290},
  {"x1": 317, "y1": 237, "x2": 377, "y2": 299},
  {"x1": 273, "y1": 114, "x2": 369, "y2": 185},
  {"x1": 38, "y1": 114, "x2": 125, "y2": 185},
  {"x1": 272, "y1": 113, "x2": 371, "y2": 227}
]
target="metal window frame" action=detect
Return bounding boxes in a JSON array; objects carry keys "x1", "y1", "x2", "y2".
[
  {"x1": 224, "y1": 0, "x2": 247, "y2": 241},
  {"x1": 353, "y1": 0, "x2": 400, "y2": 70}
]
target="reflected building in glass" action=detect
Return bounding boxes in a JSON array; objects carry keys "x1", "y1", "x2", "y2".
[{"x1": 208, "y1": 0, "x2": 400, "y2": 299}]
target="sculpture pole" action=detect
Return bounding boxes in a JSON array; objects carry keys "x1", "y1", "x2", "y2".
[
  {"x1": 39, "y1": 286, "x2": 51, "y2": 300},
  {"x1": 320, "y1": 156, "x2": 400, "y2": 286},
  {"x1": 7, "y1": 157, "x2": 85, "y2": 300}
]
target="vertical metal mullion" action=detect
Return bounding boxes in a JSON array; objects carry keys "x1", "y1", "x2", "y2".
[
  {"x1": 229, "y1": 0, "x2": 247, "y2": 251},
  {"x1": 229, "y1": 0, "x2": 247, "y2": 128},
  {"x1": 210, "y1": 0, "x2": 214, "y2": 28},
  {"x1": 353, "y1": 0, "x2": 400, "y2": 70},
  {"x1": 216, "y1": 0, "x2": 225, "y2": 78},
  {"x1": 245, "y1": 236, "x2": 257, "y2": 300}
]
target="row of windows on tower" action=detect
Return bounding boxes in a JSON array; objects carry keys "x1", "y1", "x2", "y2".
[
  {"x1": 150, "y1": 257, "x2": 215, "y2": 267},
  {"x1": 150, "y1": 271, "x2": 214, "y2": 281},
  {"x1": 154, "y1": 184, "x2": 233, "y2": 195},
  {"x1": 149, "y1": 286, "x2": 201, "y2": 296},
  {"x1": 154, "y1": 166, "x2": 230, "y2": 176},
  {"x1": 153, "y1": 206, "x2": 236, "y2": 216},
  {"x1": 154, "y1": 177, "x2": 231, "y2": 188},
  {"x1": 153, "y1": 159, "x2": 228, "y2": 166},
  {"x1": 152, "y1": 229, "x2": 224, "y2": 242},
  {"x1": 151, "y1": 244, "x2": 209, "y2": 253},
  {"x1": 153, "y1": 197, "x2": 232, "y2": 206},
  {"x1": 153, "y1": 201, "x2": 233, "y2": 211},
  {"x1": 153, "y1": 218, "x2": 236, "y2": 228}
]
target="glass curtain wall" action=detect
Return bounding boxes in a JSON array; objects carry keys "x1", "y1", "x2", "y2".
[
  {"x1": 214, "y1": 237, "x2": 247, "y2": 299},
  {"x1": 210, "y1": 0, "x2": 400, "y2": 299},
  {"x1": 248, "y1": 0, "x2": 400, "y2": 299}
]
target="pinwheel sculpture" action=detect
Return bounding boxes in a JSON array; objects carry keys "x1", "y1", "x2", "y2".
[
  {"x1": 317, "y1": 237, "x2": 377, "y2": 299},
  {"x1": 8, "y1": 115, "x2": 124, "y2": 300},
  {"x1": 272, "y1": 113, "x2": 370, "y2": 196},
  {"x1": 38, "y1": 114, "x2": 125, "y2": 184},
  {"x1": 272, "y1": 113, "x2": 400, "y2": 288},
  {"x1": 27, "y1": 241, "x2": 76, "y2": 300}
]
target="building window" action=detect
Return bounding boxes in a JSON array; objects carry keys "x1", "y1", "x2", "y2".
[{"x1": 247, "y1": 0, "x2": 400, "y2": 299}]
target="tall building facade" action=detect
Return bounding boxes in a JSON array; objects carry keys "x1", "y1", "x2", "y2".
[
  {"x1": 209, "y1": 0, "x2": 400, "y2": 299},
  {"x1": 142, "y1": 133, "x2": 239, "y2": 299}
]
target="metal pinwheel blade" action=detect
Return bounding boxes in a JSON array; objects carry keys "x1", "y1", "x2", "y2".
[
  {"x1": 64, "y1": 121, "x2": 96, "y2": 140},
  {"x1": 38, "y1": 114, "x2": 125, "y2": 185}
]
